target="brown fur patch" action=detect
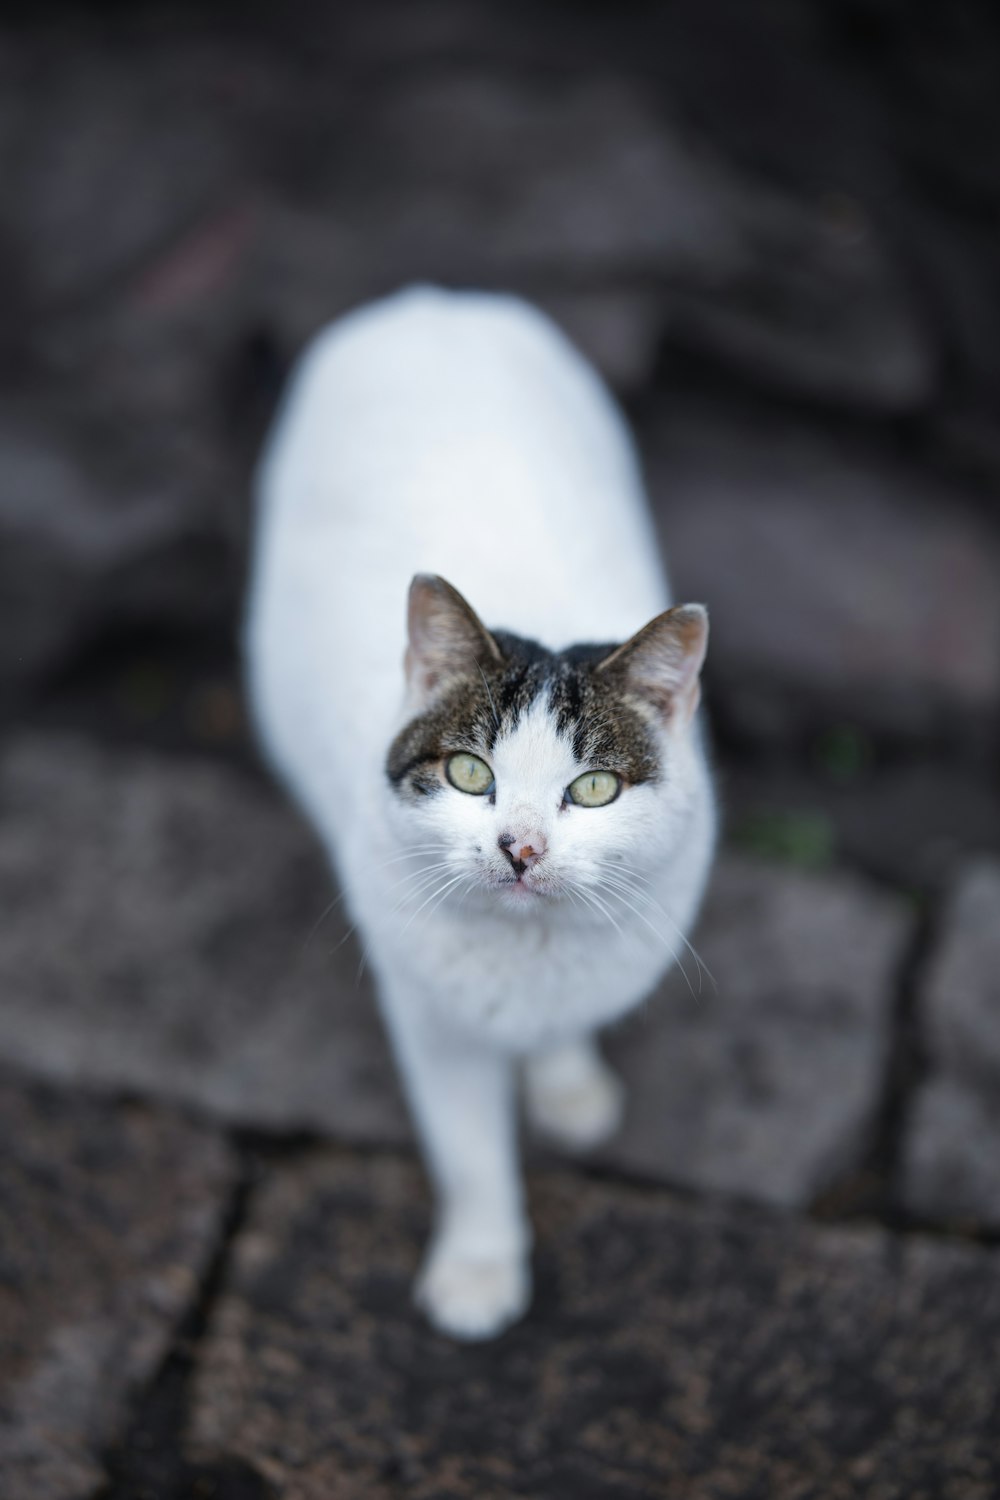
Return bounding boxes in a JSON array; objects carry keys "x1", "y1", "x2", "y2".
[{"x1": 387, "y1": 630, "x2": 665, "y2": 800}]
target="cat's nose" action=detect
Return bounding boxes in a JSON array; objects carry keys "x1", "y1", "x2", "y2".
[{"x1": 498, "y1": 833, "x2": 547, "y2": 874}]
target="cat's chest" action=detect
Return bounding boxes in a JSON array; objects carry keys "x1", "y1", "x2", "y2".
[{"x1": 371, "y1": 899, "x2": 673, "y2": 1050}]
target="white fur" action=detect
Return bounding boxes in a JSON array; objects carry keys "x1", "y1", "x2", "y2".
[{"x1": 246, "y1": 288, "x2": 716, "y2": 1339}]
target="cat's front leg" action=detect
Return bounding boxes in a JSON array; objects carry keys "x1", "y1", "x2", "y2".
[
  {"x1": 378, "y1": 982, "x2": 530, "y2": 1340},
  {"x1": 524, "y1": 1035, "x2": 625, "y2": 1152}
]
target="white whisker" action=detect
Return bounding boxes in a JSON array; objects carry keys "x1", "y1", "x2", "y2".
[
  {"x1": 595, "y1": 871, "x2": 712, "y2": 1000},
  {"x1": 388, "y1": 863, "x2": 461, "y2": 915},
  {"x1": 601, "y1": 868, "x2": 717, "y2": 993},
  {"x1": 399, "y1": 871, "x2": 469, "y2": 935},
  {"x1": 386, "y1": 859, "x2": 456, "y2": 896},
  {"x1": 302, "y1": 890, "x2": 347, "y2": 950},
  {"x1": 423, "y1": 874, "x2": 475, "y2": 925},
  {"x1": 572, "y1": 880, "x2": 627, "y2": 943},
  {"x1": 303, "y1": 843, "x2": 450, "y2": 947},
  {"x1": 596, "y1": 877, "x2": 693, "y2": 996}
]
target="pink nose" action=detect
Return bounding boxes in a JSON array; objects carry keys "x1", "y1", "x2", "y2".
[{"x1": 498, "y1": 833, "x2": 547, "y2": 872}]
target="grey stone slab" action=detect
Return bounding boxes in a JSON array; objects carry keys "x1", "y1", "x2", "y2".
[
  {"x1": 0, "y1": 181, "x2": 260, "y2": 692},
  {"x1": 0, "y1": 35, "x2": 238, "y2": 305},
  {"x1": 0, "y1": 51, "x2": 254, "y2": 691},
  {"x1": 901, "y1": 860, "x2": 1000, "y2": 1227},
  {"x1": 533, "y1": 288, "x2": 666, "y2": 395},
  {"x1": 243, "y1": 205, "x2": 669, "y2": 402},
  {"x1": 0, "y1": 736, "x2": 910, "y2": 1209},
  {"x1": 599, "y1": 855, "x2": 910, "y2": 1206},
  {"x1": 0, "y1": 1070, "x2": 235, "y2": 1500},
  {"x1": 405, "y1": 74, "x2": 929, "y2": 410},
  {"x1": 189, "y1": 1149, "x2": 1000, "y2": 1500},
  {"x1": 256, "y1": 71, "x2": 929, "y2": 410},
  {"x1": 916, "y1": 861, "x2": 1000, "y2": 1074},
  {"x1": 0, "y1": 18, "x2": 953, "y2": 695},
  {"x1": 0, "y1": 734, "x2": 407, "y2": 1145},
  {"x1": 247, "y1": 202, "x2": 666, "y2": 396},
  {"x1": 903, "y1": 1079, "x2": 1000, "y2": 1231},
  {"x1": 642, "y1": 400, "x2": 1000, "y2": 738},
  {"x1": 0, "y1": 411, "x2": 235, "y2": 688}
]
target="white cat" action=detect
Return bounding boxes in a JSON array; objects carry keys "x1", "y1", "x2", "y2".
[{"x1": 246, "y1": 287, "x2": 716, "y2": 1340}]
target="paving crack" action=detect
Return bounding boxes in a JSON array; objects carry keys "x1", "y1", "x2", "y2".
[
  {"x1": 96, "y1": 1141, "x2": 275, "y2": 1500},
  {"x1": 811, "y1": 886, "x2": 942, "y2": 1229}
]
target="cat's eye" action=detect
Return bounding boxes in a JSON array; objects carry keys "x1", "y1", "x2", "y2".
[
  {"x1": 445, "y1": 752, "x2": 495, "y2": 796},
  {"x1": 566, "y1": 770, "x2": 621, "y2": 808}
]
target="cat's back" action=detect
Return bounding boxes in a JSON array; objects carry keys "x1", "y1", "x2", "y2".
[
  {"x1": 254, "y1": 286, "x2": 667, "y2": 632},
  {"x1": 247, "y1": 288, "x2": 669, "y2": 800},
  {"x1": 259, "y1": 286, "x2": 643, "y2": 555}
]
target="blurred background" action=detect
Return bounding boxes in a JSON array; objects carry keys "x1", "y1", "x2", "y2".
[
  {"x1": 4, "y1": 0, "x2": 1000, "y2": 874},
  {"x1": 2, "y1": 3, "x2": 1000, "y2": 1497}
]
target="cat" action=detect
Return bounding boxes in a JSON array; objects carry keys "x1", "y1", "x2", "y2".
[{"x1": 245, "y1": 286, "x2": 716, "y2": 1340}]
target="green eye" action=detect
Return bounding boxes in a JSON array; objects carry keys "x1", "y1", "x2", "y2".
[
  {"x1": 445, "y1": 752, "x2": 494, "y2": 796},
  {"x1": 566, "y1": 770, "x2": 621, "y2": 808}
]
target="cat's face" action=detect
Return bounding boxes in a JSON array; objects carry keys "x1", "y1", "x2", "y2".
[{"x1": 385, "y1": 575, "x2": 708, "y2": 917}]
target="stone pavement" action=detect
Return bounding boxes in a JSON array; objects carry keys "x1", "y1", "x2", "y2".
[
  {"x1": 188, "y1": 1155, "x2": 1000, "y2": 1500},
  {"x1": 0, "y1": 1071, "x2": 235, "y2": 1499},
  {"x1": 1, "y1": 732, "x2": 999, "y2": 1497},
  {"x1": 2, "y1": 0, "x2": 1000, "y2": 1495},
  {"x1": 0, "y1": 734, "x2": 912, "y2": 1210}
]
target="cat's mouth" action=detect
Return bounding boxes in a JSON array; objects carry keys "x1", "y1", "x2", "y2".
[{"x1": 496, "y1": 873, "x2": 548, "y2": 902}]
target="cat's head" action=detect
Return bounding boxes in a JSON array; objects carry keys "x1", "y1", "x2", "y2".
[{"x1": 386, "y1": 575, "x2": 708, "y2": 914}]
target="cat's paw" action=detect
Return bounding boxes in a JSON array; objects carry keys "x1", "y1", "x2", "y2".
[
  {"x1": 525, "y1": 1053, "x2": 625, "y2": 1152},
  {"x1": 414, "y1": 1248, "x2": 530, "y2": 1341}
]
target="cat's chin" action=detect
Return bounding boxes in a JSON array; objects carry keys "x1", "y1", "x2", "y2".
[{"x1": 492, "y1": 877, "x2": 555, "y2": 911}]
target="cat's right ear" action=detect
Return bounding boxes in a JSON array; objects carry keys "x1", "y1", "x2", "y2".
[
  {"x1": 597, "y1": 603, "x2": 708, "y2": 728},
  {"x1": 405, "y1": 574, "x2": 503, "y2": 704}
]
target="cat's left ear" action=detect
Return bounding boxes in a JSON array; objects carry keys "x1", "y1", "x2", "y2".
[
  {"x1": 405, "y1": 573, "x2": 503, "y2": 703},
  {"x1": 597, "y1": 604, "x2": 708, "y2": 727}
]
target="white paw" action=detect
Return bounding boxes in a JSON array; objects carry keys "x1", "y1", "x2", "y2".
[
  {"x1": 525, "y1": 1056, "x2": 625, "y2": 1152},
  {"x1": 414, "y1": 1247, "x2": 530, "y2": 1341}
]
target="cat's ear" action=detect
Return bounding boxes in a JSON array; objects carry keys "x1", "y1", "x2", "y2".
[
  {"x1": 405, "y1": 574, "x2": 503, "y2": 702},
  {"x1": 597, "y1": 604, "x2": 708, "y2": 726}
]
